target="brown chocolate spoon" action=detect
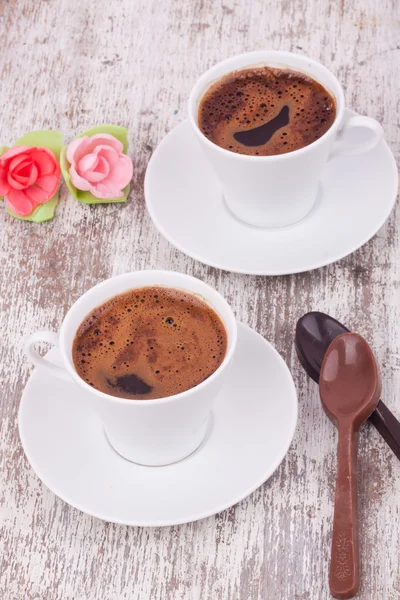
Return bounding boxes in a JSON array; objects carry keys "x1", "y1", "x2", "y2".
[{"x1": 320, "y1": 333, "x2": 381, "y2": 599}]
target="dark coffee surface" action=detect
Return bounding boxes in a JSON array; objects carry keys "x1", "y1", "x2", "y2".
[
  {"x1": 198, "y1": 66, "x2": 336, "y2": 156},
  {"x1": 72, "y1": 286, "x2": 227, "y2": 400}
]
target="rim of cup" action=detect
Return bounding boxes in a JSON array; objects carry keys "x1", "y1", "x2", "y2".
[
  {"x1": 188, "y1": 50, "x2": 346, "y2": 162},
  {"x1": 59, "y1": 270, "x2": 238, "y2": 406}
]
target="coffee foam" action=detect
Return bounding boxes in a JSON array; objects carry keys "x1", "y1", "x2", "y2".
[
  {"x1": 198, "y1": 66, "x2": 336, "y2": 156},
  {"x1": 72, "y1": 286, "x2": 227, "y2": 400}
]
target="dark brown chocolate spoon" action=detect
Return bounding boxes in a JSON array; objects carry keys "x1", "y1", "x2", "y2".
[
  {"x1": 320, "y1": 333, "x2": 381, "y2": 599},
  {"x1": 295, "y1": 311, "x2": 400, "y2": 461}
]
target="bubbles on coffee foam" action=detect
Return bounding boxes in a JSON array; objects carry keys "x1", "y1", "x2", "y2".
[
  {"x1": 199, "y1": 66, "x2": 336, "y2": 155},
  {"x1": 73, "y1": 286, "x2": 227, "y2": 400}
]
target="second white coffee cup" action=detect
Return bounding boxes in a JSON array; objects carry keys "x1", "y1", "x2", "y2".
[
  {"x1": 24, "y1": 271, "x2": 237, "y2": 466},
  {"x1": 188, "y1": 50, "x2": 383, "y2": 228}
]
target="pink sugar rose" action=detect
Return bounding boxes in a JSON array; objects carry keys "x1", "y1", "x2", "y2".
[
  {"x1": 0, "y1": 146, "x2": 60, "y2": 216},
  {"x1": 66, "y1": 134, "x2": 133, "y2": 199}
]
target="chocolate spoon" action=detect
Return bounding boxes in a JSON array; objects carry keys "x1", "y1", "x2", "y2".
[
  {"x1": 320, "y1": 333, "x2": 381, "y2": 599},
  {"x1": 295, "y1": 311, "x2": 400, "y2": 461}
]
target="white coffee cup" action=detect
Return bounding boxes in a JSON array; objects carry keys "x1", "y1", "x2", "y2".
[
  {"x1": 188, "y1": 50, "x2": 384, "y2": 228},
  {"x1": 24, "y1": 271, "x2": 237, "y2": 466}
]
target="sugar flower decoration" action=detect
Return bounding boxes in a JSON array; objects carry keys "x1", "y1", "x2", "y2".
[
  {"x1": 61, "y1": 125, "x2": 132, "y2": 204},
  {"x1": 0, "y1": 147, "x2": 59, "y2": 216},
  {"x1": 0, "y1": 130, "x2": 62, "y2": 222},
  {"x1": 67, "y1": 134, "x2": 132, "y2": 199}
]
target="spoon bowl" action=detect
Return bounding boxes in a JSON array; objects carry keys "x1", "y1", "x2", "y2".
[
  {"x1": 320, "y1": 332, "x2": 381, "y2": 426},
  {"x1": 295, "y1": 311, "x2": 349, "y2": 383}
]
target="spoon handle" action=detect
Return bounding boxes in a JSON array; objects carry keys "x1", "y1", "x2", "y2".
[
  {"x1": 330, "y1": 422, "x2": 359, "y2": 599},
  {"x1": 369, "y1": 400, "x2": 400, "y2": 460}
]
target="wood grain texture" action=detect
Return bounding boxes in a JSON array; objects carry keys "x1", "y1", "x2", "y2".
[{"x1": 0, "y1": 0, "x2": 399, "y2": 598}]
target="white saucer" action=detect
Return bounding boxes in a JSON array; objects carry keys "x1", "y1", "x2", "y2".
[
  {"x1": 18, "y1": 323, "x2": 297, "y2": 526},
  {"x1": 145, "y1": 110, "x2": 398, "y2": 275}
]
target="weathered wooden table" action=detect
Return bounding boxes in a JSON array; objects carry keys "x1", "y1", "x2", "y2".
[{"x1": 1, "y1": 1, "x2": 399, "y2": 598}]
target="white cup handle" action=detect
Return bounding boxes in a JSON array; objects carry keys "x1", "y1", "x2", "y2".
[
  {"x1": 24, "y1": 331, "x2": 71, "y2": 381},
  {"x1": 329, "y1": 115, "x2": 383, "y2": 161}
]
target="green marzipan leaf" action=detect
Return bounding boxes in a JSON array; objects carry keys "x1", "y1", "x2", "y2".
[
  {"x1": 60, "y1": 145, "x2": 76, "y2": 197},
  {"x1": 76, "y1": 184, "x2": 130, "y2": 204},
  {"x1": 6, "y1": 191, "x2": 59, "y2": 223},
  {"x1": 13, "y1": 130, "x2": 63, "y2": 160},
  {"x1": 60, "y1": 125, "x2": 130, "y2": 204}
]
